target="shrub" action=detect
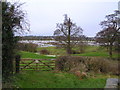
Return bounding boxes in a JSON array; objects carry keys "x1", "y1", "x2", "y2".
[
  {"x1": 85, "y1": 57, "x2": 107, "y2": 72},
  {"x1": 55, "y1": 56, "x2": 87, "y2": 72},
  {"x1": 105, "y1": 61, "x2": 119, "y2": 75},
  {"x1": 55, "y1": 56, "x2": 119, "y2": 75},
  {"x1": 69, "y1": 63, "x2": 87, "y2": 73},
  {"x1": 85, "y1": 57, "x2": 119, "y2": 75},
  {"x1": 17, "y1": 42, "x2": 38, "y2": 52},
  {"x1": 39, "y1": 49, "x2": 50, "y2": 55}
]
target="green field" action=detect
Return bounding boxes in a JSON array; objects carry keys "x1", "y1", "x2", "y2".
[
  {"x1": 19, "y1": 51, "x2": 56, "y2": 59},
  {"x1": 13, "y1": 71, "x2": 107, "y2": 88},
  {"x1": 18, "y1": 46, "x2": 118, "y2": 59},
  {"x1": 74, "y1": 46, "x2": 118, "y2": 58},
  {"x1": 37, "y1": 46, "x2": 118, "y2": 58},
  {"x1": 37, "y1": 47, "x2": 66, "y2": 55}
]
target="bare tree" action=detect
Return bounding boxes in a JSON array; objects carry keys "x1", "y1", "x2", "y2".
[
  {"x1": 54, "y1": 14, "x2": 83, "y2": 54},
  {"x1": 95, "y1": 11, "x2": 120, "y2": 58}
]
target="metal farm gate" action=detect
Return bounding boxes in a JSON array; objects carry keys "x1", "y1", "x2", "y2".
[{"x1": 19, "y1": 58, "x2": 55, "y2": 71}]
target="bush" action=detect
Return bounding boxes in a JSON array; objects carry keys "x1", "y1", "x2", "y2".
[
  {"x1": 105, "y1": 61, "x2": 119, "y2": 75},
  {"x1": 55, "y1": 56, "x2": 119, "y2": 75},
  {"x1": 85, "y1": 57, "x2": 119, "y2": 75},
  {"x1": 85, "y1": 57, "x2": 108, "y2": 72},
  {"x1": 55, "y1": 56, "x2": 87, "y2": 72},
  {"x1": 39, "y1": 49, "x2": 50, "y2": 55},
  {"x1": 17, "y1": 42, "x2": 38, "y2": 52}
]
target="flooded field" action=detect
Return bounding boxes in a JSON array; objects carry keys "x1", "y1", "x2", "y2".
[{"x1": 19, "y1": 40, "x2": 99, "y2": 47}]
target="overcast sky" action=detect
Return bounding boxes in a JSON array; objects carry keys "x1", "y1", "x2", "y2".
[{"x1": 8, "y1": 0, "x2": 119, "y2": 37}]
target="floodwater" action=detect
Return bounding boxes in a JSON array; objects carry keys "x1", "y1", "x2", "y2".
[{"x1": 19, "y1": 40, "x2": 99, "y2": 47}]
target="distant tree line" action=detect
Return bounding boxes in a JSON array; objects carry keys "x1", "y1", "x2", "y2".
[
  {"x1": 17, "y1": 42, "x2": 38, "y2": 52},
  {"x1": 20, "y1": 35, "x2": 94, "y2": 41},
  {"x1": 20, "y1": 36, "x2": 55, "y2": 40}
]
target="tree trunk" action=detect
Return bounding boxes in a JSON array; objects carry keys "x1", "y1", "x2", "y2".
[
  {"x1": 67, "y1": 45, "x2": 72, "y2": 54},
  {"x1": 67, "y1": 18, "x2": 72, "y2": 54},
  {"x1": 109, "y1": 43, "x2": 113, "y2": 58}
]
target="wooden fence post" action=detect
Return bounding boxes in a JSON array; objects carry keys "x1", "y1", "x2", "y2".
[{"x1": 15, "y1": 55, "x2": 21, "y2": 73}]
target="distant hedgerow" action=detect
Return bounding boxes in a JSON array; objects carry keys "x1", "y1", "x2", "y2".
[{"x1": 17, "y1": 42, "x2": 38, "y2": 52}]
